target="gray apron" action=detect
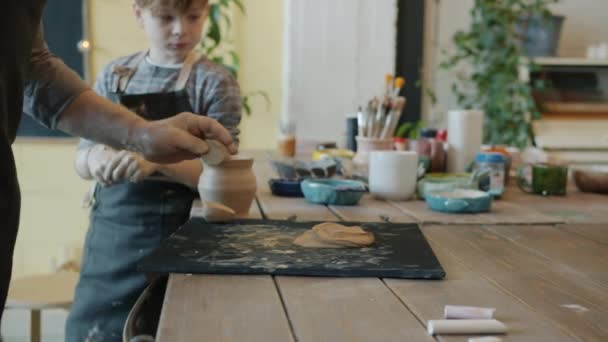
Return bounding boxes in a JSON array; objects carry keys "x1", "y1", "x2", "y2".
[{"x1": 66, "y1": 51, "x2": 201, "y2": 342}]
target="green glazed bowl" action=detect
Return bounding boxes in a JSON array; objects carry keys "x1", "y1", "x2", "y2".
[
  {"x1": 417, "y1": 173, "x2": 476, "y2": 200},
  {"x1": 426, "y1": 189, "x2": 492, "y2": 214},
  {"x1": 301, "y1": 179, "x2": 366, "y2": 206}
]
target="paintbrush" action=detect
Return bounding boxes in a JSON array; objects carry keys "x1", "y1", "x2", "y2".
[
  {"x1": 380, "y1": 97, "x2": 406, "y2": 139},
  {"x1": 385, "y1": 74, "x2": 394, "y2": 97},
  {"x1": 357, "y1": 106, "x2": 367, "y2": 138},
  {"x1": 374, "y1": 96, "x2": 391, "y2": 138},
  {"x1": 393, "y1": 77, "x2": 406, "y2": 98},
  {"x1": 366, "y1": 98, "x2": 378, "y2": 137}
]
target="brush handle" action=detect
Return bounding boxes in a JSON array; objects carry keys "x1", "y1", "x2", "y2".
[{"x1": 380, "y1": 112, "x2": 395, "y2": 139}]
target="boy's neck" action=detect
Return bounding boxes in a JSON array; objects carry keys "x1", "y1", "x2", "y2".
[{"x1": 147, "y1": 49, "x2": 189, "y2": 66}]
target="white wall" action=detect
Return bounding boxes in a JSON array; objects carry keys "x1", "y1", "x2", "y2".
[{"x1": 282, "y1": 0, "x2": 397, "y2": 143}]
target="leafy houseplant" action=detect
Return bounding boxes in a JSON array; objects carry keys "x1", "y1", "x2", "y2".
[
  {"x1": 201, "y1": 0, "x2": 269, "y2": 115},
  {"x1": 440, "y1": 0, "x2": 557, "y2": 148},
  {"x1": 396, "y1": 121, "x2": 425, "y2": 140}
]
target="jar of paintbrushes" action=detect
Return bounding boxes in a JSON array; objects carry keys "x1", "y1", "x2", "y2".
[{"x1": 353, "y1": 75, "x2": 407, "y2": 170}]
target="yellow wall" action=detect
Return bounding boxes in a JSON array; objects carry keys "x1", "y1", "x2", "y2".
[
  {"x1": 234, "y1": 0, "x2": 283, "y2": 149},
  {"x1": 12, "y1": 140, "x2": 90, "y2": 278},
  {"x1": 12, "y1": 0, "x2": 283, "y2": 278}
]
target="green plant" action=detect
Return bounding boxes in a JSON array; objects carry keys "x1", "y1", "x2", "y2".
[
  {"x1": 396, "y1": 121, "x2": 425, "y2": 139},
  {"x1": 201, "y1": 0, "x2": 269, "y2": 115},
  {"x1": 440, "y1": 0, "x2": 557, "y2": 148}
]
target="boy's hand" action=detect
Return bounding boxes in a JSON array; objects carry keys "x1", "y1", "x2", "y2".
[
  {"x1": 128, "y1": 113, "x2": 238, "y2": 163},
  {"x1": 103, "y1": 151, "x2": 158, "y2": 184},
  {"x1": 87, "y1": 145, "x2": 117, "y2": 186}
]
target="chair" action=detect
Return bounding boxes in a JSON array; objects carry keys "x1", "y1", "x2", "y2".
[{"x1": 6, "y1": 271, "x2": 79, "y2": 342}]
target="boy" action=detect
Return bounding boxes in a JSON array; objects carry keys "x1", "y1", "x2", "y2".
[{"x1": 66, "y1": 0, "x2": 241, "y2": 340}]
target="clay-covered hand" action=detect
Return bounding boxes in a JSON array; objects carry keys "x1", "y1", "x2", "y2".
[
  {"x1": 127, "y1": 112, "x2": 238, "y2": 164},
  {"x1": 103, "y1": 151, "x2": 158, "y2": 184},
  {"x1": 87, "y1": 144, "x2": 118, "y2": 186}
]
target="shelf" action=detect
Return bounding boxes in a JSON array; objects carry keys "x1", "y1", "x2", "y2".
[{"x1": 531, "y1": 57, "x2": 608, "y2": 67}]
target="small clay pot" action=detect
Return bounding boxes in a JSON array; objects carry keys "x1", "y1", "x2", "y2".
[{"x1": 198, "y1": 156, "x2": 257, "y2": 217}]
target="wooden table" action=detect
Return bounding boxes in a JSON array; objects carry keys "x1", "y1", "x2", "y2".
[{"x1": 156, "y1": 151, "x2": 608, "y2": 341}]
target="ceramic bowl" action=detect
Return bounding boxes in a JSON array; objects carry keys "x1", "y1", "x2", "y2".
[
  {"x1": 425, "y1": 189, "x2": 492, "y2": 214},
  {"x1": 300, "y1": 179, "x2": 366, "y2": 206},
  {"x1": 268, "y1": 179, "x2": 304, "y2": 197},
  {"x1": 271, "y1": 159, "x2": 337, "y2": 180},
  {"x1": 573, "y1": 165, "x2": 608, "y2": 194},
  {"x1": 417, "y1": 173, "x2": 476, "y2": 199}
]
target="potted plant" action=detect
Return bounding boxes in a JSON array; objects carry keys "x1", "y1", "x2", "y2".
[
  {"x1": 201, "y1": 0, "x2": 269, "y2": 115},
  {"x1": 440, "y1": 0, "x2": 558, "y2": 148}
]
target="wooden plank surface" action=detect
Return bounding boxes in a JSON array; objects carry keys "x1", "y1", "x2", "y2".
[
  {"x1": 485, "y1": 224, "x2": 608, "y2": 285},
  {"x1": 335, "y1": 202, "x2": 575, "y2": 341},
  {"x1": 421, "y1": 224, "x2": 608, "y2": 341},
  {"x1": 329, "y1": 195, "x2": 418, "y2": 223},
  {"x1": 557, "y1": 224, "x2": 608, "y2": 245},
  {"x1": 389, "y1": 200, "x2": 564, "y2": 225},
  {"x1": 277, "y1": 276, "x2": 434, "y2": 342},
  {"x1": 502, "y1": 187, "x2": 608, "y2": 224},
  {"x1": 158, "y1": 150, "x2": 608, "y2": 341},
  {"x1": 157, "y1": 275, "x2": 294, "y2": 342},
  {"x1": 385, "y1": 242, "x2": 575, "y2": 341}
]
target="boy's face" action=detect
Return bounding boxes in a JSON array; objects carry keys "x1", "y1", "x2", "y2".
[{"x1": 134, "y1": 1, "x2": 208, "y2": 64}]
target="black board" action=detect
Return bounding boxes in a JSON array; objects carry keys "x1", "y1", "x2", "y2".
[{"x1": 139, "y1": 219, "x2": 446, "y2": 280}]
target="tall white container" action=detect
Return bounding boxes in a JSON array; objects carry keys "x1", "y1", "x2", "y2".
[{"x1": 447, "y1": 110, "x2": 483, "y2": 173}]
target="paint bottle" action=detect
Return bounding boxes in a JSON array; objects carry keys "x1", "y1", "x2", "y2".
[{"x1": 475, "y1": 152, "x2": 506, "y2": 197}]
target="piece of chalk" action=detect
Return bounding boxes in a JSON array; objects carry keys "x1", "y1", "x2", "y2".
[
  {"x1": 468, "y1": 337, "x2": 502, "y2": 342},
  {"x1": 201, "y1": 140, "x2": 229, "y2": 166},
  {"x1": 427, "y1": 319, "x2": 507, "y2": 335},
  {"x1": 445, "y1": 305, "x2": 496, "y2": 319}
]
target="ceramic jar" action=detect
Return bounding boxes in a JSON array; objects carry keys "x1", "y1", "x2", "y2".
[
  {"x1": 198, "y1": 156, "x2": 257, "y2": 216},
  {"x1": 353, "y1": 136, "x2": 394, "y2": 168}
]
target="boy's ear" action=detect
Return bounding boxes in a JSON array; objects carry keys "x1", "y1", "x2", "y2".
[{"x1": 132, "y1": 3, "x2": 144, "y2": 27}]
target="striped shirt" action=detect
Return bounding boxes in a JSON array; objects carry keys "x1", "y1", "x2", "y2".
[{"x1": 80, "y1": 51, "x2": 242, "y2": 149}]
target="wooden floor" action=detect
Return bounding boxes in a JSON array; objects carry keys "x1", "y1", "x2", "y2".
[{"x1": 156, "y1": 151, "x2": 608, "y2": 342}]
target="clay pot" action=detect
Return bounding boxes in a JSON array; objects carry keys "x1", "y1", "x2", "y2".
[
  {"x1": 198, "y1": 156, "x2": 257, "y2": 217},
  {"x1": 353, "y1": 136, "x2": 394, "y2": 167}
]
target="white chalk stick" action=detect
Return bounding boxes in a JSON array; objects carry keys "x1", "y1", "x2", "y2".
[
  {"x1": 445, "y1": 305, "x2": 496, "y2": 319},
  {"x1": 468, "y1": 337, "x2": 502, "y2": 342},
  {"x1": 427, "y1": 319, "x2": 507, "y2": 335}
]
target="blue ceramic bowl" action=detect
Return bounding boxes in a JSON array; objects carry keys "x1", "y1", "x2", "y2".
[
  {"x1": 300, "y1": 179, "x2": 366, "y2": 206},
  {"x1": 425, "y1": 189, "x2": 492, "y2": 214},
  {"x1": 268, "y1": 179, "x2": 304, "y2": 197}
]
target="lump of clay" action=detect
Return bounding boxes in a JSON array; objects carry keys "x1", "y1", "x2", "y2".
[
  {"x1": 201, "y1": 201, "x2": 236, "y2": 222},
  {"x1": 201, "y1": 140, "x2": 230, "y2": 166},
  {"x1": 294, "y1": 222, "x2": 374, "y2": 248}
]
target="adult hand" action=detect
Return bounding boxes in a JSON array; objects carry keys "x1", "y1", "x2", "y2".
[
  {"x1": 128, "y1": 113, "x2": 237, "y2": 164},
  {"x1": 103, "y1": 151, "x2": 158, "y2": 184}
]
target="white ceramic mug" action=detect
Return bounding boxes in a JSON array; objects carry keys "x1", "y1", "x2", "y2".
[{"x1": 369, "y1": 151, "x2": 418, "y2": 201}]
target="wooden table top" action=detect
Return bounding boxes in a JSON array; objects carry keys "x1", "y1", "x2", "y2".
[{"x1": 157, "y1": 151, "x2": 608, "y2": 341}]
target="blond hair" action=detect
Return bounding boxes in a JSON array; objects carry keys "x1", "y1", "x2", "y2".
[{"x1": 134, "y1": 0, "x2": 208, "y2": 14}]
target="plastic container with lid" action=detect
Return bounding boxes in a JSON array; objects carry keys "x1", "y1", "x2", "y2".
[{"x1": 475, "y1": 152, "x2": 506, "y2": 197}]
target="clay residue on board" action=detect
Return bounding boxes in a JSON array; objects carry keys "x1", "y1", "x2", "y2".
[
  {"x1": 169, "y1": 222, "x2": 409, "y2": 273},
  {"x1": 294, "y1": 222, "x2": 375, "y2": 248}
]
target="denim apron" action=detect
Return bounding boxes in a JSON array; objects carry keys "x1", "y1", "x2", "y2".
[{"x1": 66, "y1": 51, "x2": 201, "y2": 342}]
